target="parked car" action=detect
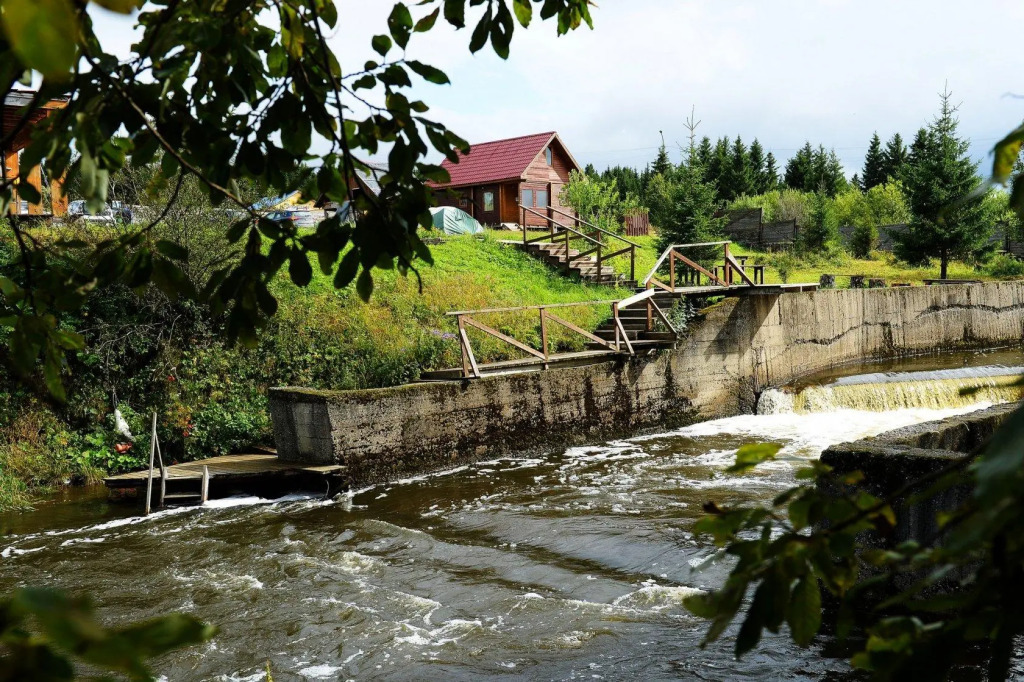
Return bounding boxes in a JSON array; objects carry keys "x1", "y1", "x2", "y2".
[{"x1": 265, "y1": 209, "x2": 318, "y2": 229}]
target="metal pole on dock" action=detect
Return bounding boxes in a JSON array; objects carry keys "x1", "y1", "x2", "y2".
[{"x1": 144, "y1": 411, "x2": 157, "y2": 515}]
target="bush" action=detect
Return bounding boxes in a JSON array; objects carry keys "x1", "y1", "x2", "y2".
[{"x1": 983, "y1": 253, "x2": 1024, "y2": 279}]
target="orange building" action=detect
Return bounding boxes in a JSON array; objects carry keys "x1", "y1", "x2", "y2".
[{"x1": 2, "y1": 90, "x2": 69, "y2": 217}]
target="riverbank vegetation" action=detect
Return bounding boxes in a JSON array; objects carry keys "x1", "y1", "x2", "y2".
[{"x1": 0, "y1": 217, "x2": 621, "y2": 509}]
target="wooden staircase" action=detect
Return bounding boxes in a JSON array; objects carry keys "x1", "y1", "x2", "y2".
[
  {"x1": 589, "y1": 289, "x2": 681, "y2": 351},
  {"x1": 522, "y1": 240, "x2": 635, "y2": 287}
]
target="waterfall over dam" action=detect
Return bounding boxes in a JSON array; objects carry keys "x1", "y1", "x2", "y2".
[{"x1": 758, "y1": 365, "x2": 1024, "y2": 414}]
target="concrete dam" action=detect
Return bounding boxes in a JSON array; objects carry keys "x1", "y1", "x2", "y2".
[{"x1": 269, "y1": 282, "x2": 1024, "y2": 487}]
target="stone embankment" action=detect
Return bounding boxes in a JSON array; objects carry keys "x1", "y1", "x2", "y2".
[{"x1": 271, "y1": 282, "x2": 1024, "y2": 486}]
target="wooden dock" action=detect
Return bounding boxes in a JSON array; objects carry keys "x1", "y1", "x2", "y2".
[{"x1": 104, "y1": 451, "x2": 347, "y2": 506}]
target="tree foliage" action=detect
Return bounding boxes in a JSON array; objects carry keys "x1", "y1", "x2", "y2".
[
  {"x1": 0, "y1": 586, "x2": 214, "y2": 681},
  {"x1": 861, "y1": 132, "x2": 887, "y2": 191},
  {"x1": 0, "y1": 0, "x2": 594, "y2": 399},
  {"x1": 892, "y1": 89, "x2": 991, "y2": 278}
]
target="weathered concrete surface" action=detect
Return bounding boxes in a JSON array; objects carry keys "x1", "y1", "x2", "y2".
[
  {"x1": 820, "y1": 403, "x2": 1017, "y2": 585},
  {"x1": 271, "y1": 282, "x2": 1024, "y2": 485}
]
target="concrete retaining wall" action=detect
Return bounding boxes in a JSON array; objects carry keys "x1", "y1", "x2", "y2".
[{"x1": 270, "y1": 282, "x2": 1024, "y2": 486}]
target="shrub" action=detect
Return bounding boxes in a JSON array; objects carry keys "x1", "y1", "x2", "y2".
[{"x1": 983, "y1": 253, "x2": 1024, "y2": 279}]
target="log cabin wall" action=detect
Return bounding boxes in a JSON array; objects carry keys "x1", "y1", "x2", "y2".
[{"x1": 519, "y1": 142, "x2": 576, "y2": 228}]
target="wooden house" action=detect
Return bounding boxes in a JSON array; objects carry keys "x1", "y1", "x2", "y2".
[
  {"x1": 429, "y1": 131, "x2": 581, "y2": 228},
  {"x1": 2, "y1": 91, "x2": 70, "y2": 217}
]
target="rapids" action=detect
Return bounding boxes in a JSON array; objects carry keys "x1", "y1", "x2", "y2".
[{"x1": 2, "y1": 348, "x2": 1023, "y2": 680}]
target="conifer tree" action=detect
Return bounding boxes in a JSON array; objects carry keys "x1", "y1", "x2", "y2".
[
  {"x1": 861, "y1": 132, "x2": 886, "y2": 190},
  {"x1": 652, "y1": 132, "x2": 673, "y2": 178},
  {"x1": 893, "y1": 88, "x2": 991, "y2": 279},
  {"x1": 584, "y1": 163, "x2": 597, "y2": 177},
  {"x1": 784, "y1": 142, "x2": 815, "y2": 191},
  {"x1": 908, "y1": 128, "x2": 931, "y2": 168},
  {"x1": 799, "y1": 189, "x2": 839, "y2": 252},
  {"x1": 763, "y1": 152, "x2": 780, "y2": 192},
  {"x1": 812, "y1": 145, "x2": 847, "y2": 197},
  {"x1": 708, "y1": 137, "x2": 732, "y2": 198},
  {"x1": 696, "y1": 136, "x2": 714, "y2": 171},
  {"x1": 850, "y1": 173, "x2": 862, "y2": 191},
  {"x1": 728, "y1": 136, "x2": 752, "y2": 199},
  {"x1": 881, "y1": 132, "x2": 908, "y2": 182},
  {"x1": 748, "y1": 139, "x2": 768, "y2": 193},
  {"x1": 656, "y1": 114, "x2": 724, "y2": 252}
]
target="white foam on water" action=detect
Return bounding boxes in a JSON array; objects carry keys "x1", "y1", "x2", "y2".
[
  {"x1": 394, "y1": 618, "x2": 484, "y2": 647},
  {"x1": 643, "y1": 403, "x2": 994, "y2": 461},
  {"x1": 612, "y1": 585, "x2": 705, "y2": 611},
  {"x1": 297, "y1": 663, "x2": 344, "y2": 678}
]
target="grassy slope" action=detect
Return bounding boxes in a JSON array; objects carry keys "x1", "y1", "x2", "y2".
[{"x1": 269, "y1": 232, "x2": 629, "y2": 384}]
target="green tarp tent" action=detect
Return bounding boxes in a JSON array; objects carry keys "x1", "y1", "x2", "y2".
[{"x1": 429, "y1": 206, "x2": 485, "y2": 235}]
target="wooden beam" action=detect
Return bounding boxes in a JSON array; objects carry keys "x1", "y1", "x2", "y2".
[
  {"x1": 25, "y1": 165, "x2": 43, "y2": 215},
  {"x1": 723, "y1": 251, "x2": 755, "y2": 286},
  {"x1": 614, "y1": 314, "x2": 634, "y2": 355},
  {"x1": 545, "y1": 311, "x2": 616, "y2": 350},
  {"x1": 672, "y1": 250, "x2": 729, "y2": 287},
  {"x1": 457, "y1": 316, "x2": 480, "y2": 378},
  {"x1": 462, "y1": 315, "x2": 546, "y2": 360},
  {"x1": 144, "y1": 412, "x2": 157, "y2": 516},
  {"x1": 201, "y1": 466, "x2": 210, "y2": 504}
]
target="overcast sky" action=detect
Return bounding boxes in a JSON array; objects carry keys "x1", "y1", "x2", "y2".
[{"x1": 91, "y1": 1, "x2": 1024, "y2": 177}]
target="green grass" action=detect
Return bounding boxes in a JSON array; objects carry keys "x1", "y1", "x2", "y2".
[{"x1": 269, "y1": 232, "x2": 631, "y2": 381}]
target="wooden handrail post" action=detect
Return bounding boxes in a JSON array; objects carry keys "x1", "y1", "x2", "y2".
[
  {"x1": 630, "y1": 246, "x2": 635, "y2": 283},
  {"x1": 458, "y1": 314, "x2": 469, "y2": 377},
  {"x1": 159, "y1": 465, "x2": 167, "y2": 509},
  {"x1": 669, "y1": 251, "x2": 676, "y2": 292},
  {"x1": 144, "y1": 411, "x2": 157, "y2": 516},
  {"x1": 646, "y1": 299, "x2": 653, "y2": 332},
  {"x1": 613, "y1": 302, "x2": 620, "y2": 351},
  {"x1": 564, "y1": 230, "x2": 571, "y2": 274},
  {"x1": 539, "y1": 308, "x2": 549, "y2": 369},
  {"x1": 521, "y1": 206, "x2": 526, "y2": 243},
  {"x1": 596, "y1": 244, "x2": 602, "y2": 284}
]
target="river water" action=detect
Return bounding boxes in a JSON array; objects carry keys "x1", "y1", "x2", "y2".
[{"x1": 2, "y1": 349, "x2": 1023, "y2": 681}]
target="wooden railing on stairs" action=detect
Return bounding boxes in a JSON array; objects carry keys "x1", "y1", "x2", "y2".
[
  {"x1": 520, "y1": 205, "x2": 641, "y2": 282},
  {"x1": 641, "y1": 241, "x2": 765, "y2": 293}
]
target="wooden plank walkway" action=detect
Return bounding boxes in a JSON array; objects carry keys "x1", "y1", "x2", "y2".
[{"x1": 104, "y1": 452, "x2": 346, "y2": 490}]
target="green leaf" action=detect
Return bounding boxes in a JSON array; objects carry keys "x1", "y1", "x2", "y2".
[
  {"x1": 414, "y1": 7, "x2": 440, "y2": 32},
  {"x1": 388, "y1": 3, "x2": 413, "y2": 49},
  {"x1": 371, "y1": 34, "x2": 392, "y2": 56},
  {"x1": 406, "y1": 60, "x2": 449, "y2": 85},
  {"x1": 726, "y1": 443, "x2": 781, "y2": 474},
  {"x1": 786, "y1": 576, "x2": 822, "y2": 647},
  {"x1": 469, "y1": 6, "x2": 491, "y2": 53},
  {"x1": 2, "y1": 0, "x2": 79, "y2": 79},
  {"x1": 155, "y1": 240, "x2": 189, "y2": 262},
  {"x1": 443, "y1": 0, "x2": 465, "y2": 28},
  {"x1": 288, "y1": 249, "x2": 313, "y2": 287},
  {"x1": 512, "y1": 0, "x2": 533, "y2": 26},
  {"x1": 991, "y1": 124, "x2": 1024, "y2": 184},
  {"x1": 91, "y1": 0, "x2": 142, "y2": 12}
]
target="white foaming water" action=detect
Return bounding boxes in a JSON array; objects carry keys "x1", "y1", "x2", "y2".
[{"x1": 672, "y1": 403, "x2": 993, "y2": 459}]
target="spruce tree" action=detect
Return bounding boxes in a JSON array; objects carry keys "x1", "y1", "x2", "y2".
[
  {"x1": 763, "y1": 152, "x2": 780, "y2": 192},
  {"x1": 656, "y1": 120, "x2": 724, "y2": 252},
  {"x1": 907, "y1": 128, "x2": 931, "y2": 168},
  {"x1": 728, "y1": 136, "x2": 752, "y2": 199},
  {"x1": 652, "y1": 135, "x2": 673, "y2": 178},
  {"x1": 861, "y1": 132, "x2": 886, "y2": 190},
  {"x1": 893, "y1": 89, "x2": 991, "y2": 279},
  {"x1": 748, "y1": 139, "x2": 768, "y2": 193},
  {"x1": 850, "y1": 173, "x2": 862, "y2": 191},
  {"x1": 799, "y1": 189, "x2": 839, "y2": 252},
  {"x1": 584, "y1": 163, "x2": 597, "y2": 177},
  {"x1": 784, "y1": 142, "x2": 815, "y2": 191},
  {"x1": 881, "y1": 132, "x2": 908, "y2": 182},
  {"x1": 707, "y1": 137, "x2": 731, "y2": 198},
  {"x1": 696, "y1": 136, "x2": 713, "y2": 170},
  {"x1": 812, "y1": 145, "x2": 847, "y2": 197}
]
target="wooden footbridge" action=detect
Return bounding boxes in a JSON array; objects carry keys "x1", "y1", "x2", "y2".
[
  {"x1": 422, "y1": 240, "x2": 816, "y2": 381},
  {"x1": 104, "y1": 415, "x2": 346, "y2": 511}
]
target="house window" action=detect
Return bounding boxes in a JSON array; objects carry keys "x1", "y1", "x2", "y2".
[
  {"x1": 537, "y1": 190, "x2": 549, "y2": 207},
  {"x1": 545, "y1": 147, "x2": 553, "y2": 165},
  {"x1": 521, "y1": 189, "x2": 534, "y2": 207},
  {"x1": 459, "y1": 197, "x2": 468, "y2": 208},
  {"x1": 483, "y1": 191, "x2": 495, "y2": 212}
]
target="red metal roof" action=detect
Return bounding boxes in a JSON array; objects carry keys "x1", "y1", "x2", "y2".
[{"x1": 432, "y1": 131, "x2": 561, "y2": 188}]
